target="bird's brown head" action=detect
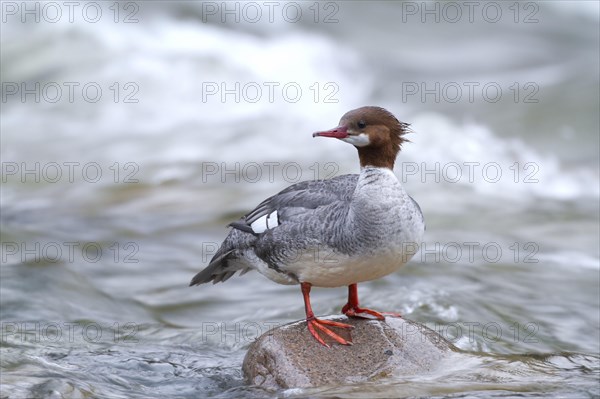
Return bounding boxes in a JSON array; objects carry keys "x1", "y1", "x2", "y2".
[{"x1": 313, "y1": 106, "x2": 410, "y2": 169}]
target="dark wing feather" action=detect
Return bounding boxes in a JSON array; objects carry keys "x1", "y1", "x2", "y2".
[
  {"x1": 230, "y1": 174, "x2": 359, "y2": 231},
  {"x1": 189, "y1": 249, "x2": 235, "y2": 286}
]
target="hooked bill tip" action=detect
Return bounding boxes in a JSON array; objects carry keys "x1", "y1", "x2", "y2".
[{"x1": 312, "y1": 126, "x2": 348, "y2": 139}]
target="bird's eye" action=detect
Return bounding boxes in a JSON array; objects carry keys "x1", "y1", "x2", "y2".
[{"x1": 357, "y1": 120, "x2": 366, "y2": 129}]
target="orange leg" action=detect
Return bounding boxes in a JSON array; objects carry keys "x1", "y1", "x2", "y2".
[
  {"x1": 341, "y1": 284, "x2": 402, "y2": 320},
  {"x1": 301, "y1": 282, "x2": 353, "y2": 347}
]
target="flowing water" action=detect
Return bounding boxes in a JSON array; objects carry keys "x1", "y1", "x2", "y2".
[{"x1": 1, "y1": 1, "x2": 599, "y2": 398}]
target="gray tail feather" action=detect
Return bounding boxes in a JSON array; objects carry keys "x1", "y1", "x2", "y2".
[{"x1": 189, "y1": 249, "x2": 247, "y2": 286}]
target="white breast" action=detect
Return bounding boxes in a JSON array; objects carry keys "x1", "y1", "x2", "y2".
[{"x1": 285, "y1": 238, "x2": 421, "y2": 288}]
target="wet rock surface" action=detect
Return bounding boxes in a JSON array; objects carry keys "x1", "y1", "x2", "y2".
[{"x1": 243, "y1": 316, "x2": 457, "y2": 389}]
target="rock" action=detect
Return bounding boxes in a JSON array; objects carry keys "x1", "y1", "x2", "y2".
[{"x1": 242, "y1": 316, "x2": 457, "y2": 389}]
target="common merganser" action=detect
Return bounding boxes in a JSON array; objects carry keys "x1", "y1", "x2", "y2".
[{"x1": 190, "y1": 106, "x2": 425, "y2": 346}]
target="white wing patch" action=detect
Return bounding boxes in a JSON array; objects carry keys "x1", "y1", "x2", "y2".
[{"x1": 250, "y1": 210, "x2": 279, "y2": 234}]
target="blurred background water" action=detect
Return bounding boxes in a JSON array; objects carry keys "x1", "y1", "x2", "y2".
[{"x1": 1, "y1": 1, "x2": 599, "y2": 398}]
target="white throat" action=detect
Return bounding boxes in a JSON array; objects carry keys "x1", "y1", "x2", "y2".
[{"x1": 342, "y1": 133, "x2": 370, "y2": 147}]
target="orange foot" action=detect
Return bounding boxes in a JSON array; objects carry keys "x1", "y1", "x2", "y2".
[
  {"x1": 342, "y1": 283, "x2": 402, "y2": 320},
  {"x1": 342, "y1": 304, "x2": 402, "y2": 320},
  {"x1": 301, "y1": 282, "x2": 354, "y2": 347},
  {"x1": 306, "y1": 316, "x2": 354, "y2": 347}
]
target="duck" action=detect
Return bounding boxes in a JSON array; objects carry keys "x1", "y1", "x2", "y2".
[{"x1": 190, "y1": 106, "x2": 425, "y2": 346}]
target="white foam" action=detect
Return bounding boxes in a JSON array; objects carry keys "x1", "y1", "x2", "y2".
[
  {"x1": 404, "y1": 113, "x2": 599, "y2": 201},
  {"x1": 536, "y1": 251, "x2": 600, "y2": 270}
]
